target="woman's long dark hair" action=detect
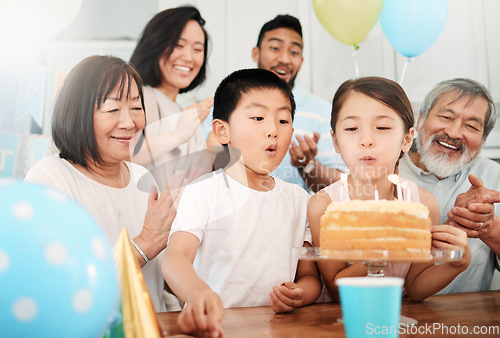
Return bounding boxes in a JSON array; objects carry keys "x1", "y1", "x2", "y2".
[{"x1": 130, "y1": 6, "x2": 208, "y2": 94}]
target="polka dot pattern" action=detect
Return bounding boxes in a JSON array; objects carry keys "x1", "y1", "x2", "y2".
[
  {"x1": 44, "y1": 242, "x2": 68, "y2": 265},
  {"x1": 73, "y1": 289, "x2": 94, "y2": 313},
  {"x1": 12, "y1": 202, "x2": 34, "y2": 221},
  {"x1": 91, "y1": 237, "x2": 107, "y2": 260},
  {"x1": 1, "y1": 181, "x2": 119, "y2": 337},
  {"x1": 0, "y1": 249, "x2": 10, "y2": 273},
  {"x1": 13, "y1": 297, "x2": 38, "y2": 322}
]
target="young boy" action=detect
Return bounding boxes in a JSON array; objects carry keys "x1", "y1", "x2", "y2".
[{"x1": 162, "y1": 69, "x2": 321, "y2": 336}]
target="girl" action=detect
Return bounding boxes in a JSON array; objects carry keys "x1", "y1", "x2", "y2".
[{"x1": 308, "y1": 77, "x2": 471, "y2": 302}]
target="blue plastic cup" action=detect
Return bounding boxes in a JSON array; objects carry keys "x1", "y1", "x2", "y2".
[{"x1": 336, "y1": 277, "x2": 404, "y2": 338}]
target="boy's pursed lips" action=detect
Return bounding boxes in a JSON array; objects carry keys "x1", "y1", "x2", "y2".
[{"x1": 266, "y1": 144, "x2": 277, "y2": 155}]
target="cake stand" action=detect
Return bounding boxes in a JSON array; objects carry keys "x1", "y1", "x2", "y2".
[{"x1": 296, "y1": 247, "x2": 464, "y2": 326}]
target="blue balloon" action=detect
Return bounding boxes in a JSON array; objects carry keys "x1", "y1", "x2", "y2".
[
  {"x1": 0, "y1": 180, "x2": 120, "y2": 338},
  {"x1": 380, "y1": 0, "x2": 448, "y2": 58}
]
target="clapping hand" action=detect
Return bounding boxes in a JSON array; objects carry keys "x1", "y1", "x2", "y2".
[
  {"x1": 289, "y1": 132, "x2": 320, "y2": 167},
  {"x1": 446, "y1": 174, "x2": 500, "y2": 238},
  {"x1": 173, "y1": 97, "x2": 214, "y2": 144},
  {"x1": 140, "y1": 170, "x2": 189, "y2": 261}
]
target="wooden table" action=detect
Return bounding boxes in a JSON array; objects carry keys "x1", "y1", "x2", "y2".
[{"x1": 157, "y1": 291, "x2": 500, "y2": 337}]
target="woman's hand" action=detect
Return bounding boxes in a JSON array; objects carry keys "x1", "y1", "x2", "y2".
[
  {"x1": 269, "y1": 281, "x2": 305, "y2": 313},
  {"x1": 173, "y1": 97, "x2": 213, "y2": 144},
  {"x1": 133, "y1": 172, "x2": 187, "y2": 266},
  {"x1": 136, "y1": 186, "x2": 176, "y2": 259}
]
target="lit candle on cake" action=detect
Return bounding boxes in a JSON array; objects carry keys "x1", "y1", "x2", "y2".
[
  {"x1": 401, "y1": 181, "x2": 411, "y2": 202},
  {"x1": 388, "y1": 174, "x2": 403, "y2": 201},
  {"x1": 374, "y1": 185, "x2": 379, "y2": 201},
  {"x1": 340, "y1": 172, "x2": 349, "y2": 201}
]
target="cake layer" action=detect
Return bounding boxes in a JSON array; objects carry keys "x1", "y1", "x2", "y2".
[
  {"x1": 324, "y1": 200, "x2": 430, "y2": 219},
  {"x1": 320, "y1": 199, "x2": 432, "y2": 260},
  {"x1": 323, "y1": 228, "x2": 431, "y2": 240},
  {"x1": 320, "y1": 234, "x2": 431, "y2": 250},
  {"x1": 321, "y1": 211, "x2": 431, "y2": 230}
]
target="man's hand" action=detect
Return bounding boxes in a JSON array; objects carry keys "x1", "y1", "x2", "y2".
[
  {"x1": 446, "y1": 174, "x2": 500, "y2": 238},
  {"x1": 289, "y1": 132, "x2": 320, "y2": 168},
  {"x1": 452, "y1": 174, "x2": 500, "y2": 208}
]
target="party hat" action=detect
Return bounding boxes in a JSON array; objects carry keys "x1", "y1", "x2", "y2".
[{"x1": 114, "y1": 228, "x2": 161, "y2": 337}]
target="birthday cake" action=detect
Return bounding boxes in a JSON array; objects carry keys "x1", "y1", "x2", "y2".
[{"x1": 320, "y1": 200, "x2": 432, "y2": 259}]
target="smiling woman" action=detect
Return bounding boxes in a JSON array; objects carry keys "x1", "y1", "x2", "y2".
[
  {"x1": 24, "y1": 55, "x2": 177, "y2": 312},
  {"x1": 93, "y1": 85, "x2": 145, "y2": 167},
  {"x1": 129, "y1": 6, "x2": 214, "y2": 192}
]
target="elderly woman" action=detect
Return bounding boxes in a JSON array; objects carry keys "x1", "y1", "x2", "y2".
[
  {"x1": 130, "y1": 5, "x2": 214, "y2": 190},
  {"x1": 25, "y1": 55, "x2": 174, "y2": 312}
]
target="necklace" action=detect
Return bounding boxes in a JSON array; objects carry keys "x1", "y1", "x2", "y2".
[{"x1": 88, "y1": 164, "x2": 126, "y2": 217}]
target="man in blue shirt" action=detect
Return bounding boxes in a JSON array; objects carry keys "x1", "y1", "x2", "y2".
[
  {"x1": 399, "y1": 78, "x2": 500, "y2": 293},
  {"x1": 251, "y1": 15, "x2": 346, "y2": 192}
]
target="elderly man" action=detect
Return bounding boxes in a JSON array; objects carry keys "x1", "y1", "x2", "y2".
[{"x1": 399, "y1": 78, "x2": 500, "y2": 293}]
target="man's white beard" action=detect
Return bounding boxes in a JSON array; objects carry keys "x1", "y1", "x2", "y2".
[{"x1": 417, "y1": 130, "x2": 479, "y2": 179}]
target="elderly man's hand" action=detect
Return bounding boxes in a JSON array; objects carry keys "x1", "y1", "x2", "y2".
[
  {"x1": 446, "y1": 174, "x2": 500, "y2": 238},
  {"x1": 452, "y1": 174, "x2": 500, "y2": 207}
]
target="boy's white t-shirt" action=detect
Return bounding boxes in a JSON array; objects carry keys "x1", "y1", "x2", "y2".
[{"x1": 170, "y1": 169, "x2": 311, "y2": 308}]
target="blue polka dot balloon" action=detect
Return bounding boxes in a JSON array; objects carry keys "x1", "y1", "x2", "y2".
[{"x1": 0, "y1": 180, "x2": 120, "y2": 338}]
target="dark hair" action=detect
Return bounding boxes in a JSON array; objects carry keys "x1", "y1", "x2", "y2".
[
  {"x1": 420, "y1": 78, "x2": 496, "y2": 141},
  {"x1": 256, "y1": 14, "x2": 302, "y2": 47},
  {"x1": 213, "y1": 68, "x2": 295, "y2": 122},
  {"x1": 130, "y1": 6, "x2": 208, "y2": 94},
  {"x1": 330, "y1": 76, "x2": 414, "y2": 168},
  {"x1": 52, "y1": 55, "x2": 145, "y2": 168},
  {"x1": 331, "y1": 76, "x2": 414, "y2": 133}
]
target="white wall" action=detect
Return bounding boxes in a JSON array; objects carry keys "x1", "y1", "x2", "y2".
[
  {"x1": 53, "y1": 0, "x2": 500, "y2": 108},
  {"x1": 163, "y1": 0, "x2": 500, "y2": 104}
]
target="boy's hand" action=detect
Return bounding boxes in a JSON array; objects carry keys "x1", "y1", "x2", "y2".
[
  {"x1": 177, "y1": 290, "x2": 224, "y2": 337},
  {"x1": 269, "y1": 281, "x2": 304, "y2": 313},
  {"x1": 431, "y1": 225, "x2": 471, "y2": 270}
]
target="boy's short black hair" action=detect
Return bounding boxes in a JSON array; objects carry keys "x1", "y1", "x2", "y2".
[
  {"x1": 213, "y1": 68, "x2": 295, "y2": 122},
  {"x1": 256, "y1": 14, "x2": 302, "y2": 47}
]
